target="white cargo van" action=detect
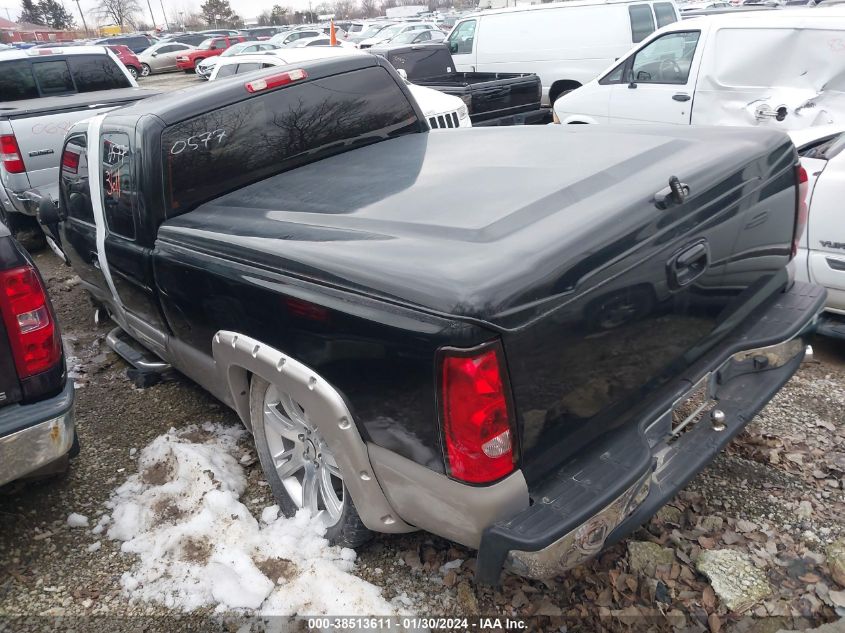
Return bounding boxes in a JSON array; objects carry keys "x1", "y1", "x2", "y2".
[
  {"x1": 553, "y1": 9, "x2": 845, "y2": 128},
  {"x1": 446, "y1": 0, "x2": 679, "y2": 105}
]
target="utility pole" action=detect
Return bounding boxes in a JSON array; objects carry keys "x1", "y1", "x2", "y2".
[
  {"x1": 158, "y1": 0, "x2": 169, "y2": 29},
  {"x1": 73, "y1": 0, "x2": 89, "y2": 36},
  {"x1": 145, "y1": 0, "x2": 156, "y2": 30}
]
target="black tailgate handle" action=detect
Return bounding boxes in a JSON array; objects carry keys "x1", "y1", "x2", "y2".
[{"x1": 669, "y1": 240, "x2": 709, "y2": 289}]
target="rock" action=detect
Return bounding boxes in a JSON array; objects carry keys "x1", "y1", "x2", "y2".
[
  {"x1": 696, "y1": 549, "x2": 771, "y2": 612},
  {"x1": 657, "y1": 505, "x2": 683, "y2": 525},
  {"x1": 699, "y1": 516, "x2": 725, "y2": 533},
  {"x1": 827, "y1": 538, "x2": 845, "y2": 588},
  {"x1": 456, "y1": 581, "x2": 478, "y2": 615},
  {"x1": 776, "y1": 620, "x2": 845, "y2": 633},
  {"x1": 628, "y1": 541, "x2": 676, "y2": 576}
]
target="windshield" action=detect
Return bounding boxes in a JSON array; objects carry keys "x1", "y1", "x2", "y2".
[
  {"x1": 377, "y1": 25, "x2": 403, "y2": 39},
  {"x1": 221, "y1": 43, "x2": 247, "y2": 56},
  {"x1": 359, "y1": 24, "x2": 389, "y2": 38},
  {"x1": 198, "y1": 38, "x2": 214, "y2": 50},
  {"x1": 390, "y1": 31, "x2": 420, "y2": 44}
]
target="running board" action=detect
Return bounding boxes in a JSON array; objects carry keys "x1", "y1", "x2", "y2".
[{"x1": 105, "y1": 327, "x2": 171, "y2": 373}]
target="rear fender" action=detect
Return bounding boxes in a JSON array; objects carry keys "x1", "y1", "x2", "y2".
[{"x1": 212, "y1": 330, "x2": 415, "y2": 534}]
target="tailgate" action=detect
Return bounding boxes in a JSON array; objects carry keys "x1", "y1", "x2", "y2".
[{"x1": 506, "y1": 130, "x2": 800, "y2": 484}]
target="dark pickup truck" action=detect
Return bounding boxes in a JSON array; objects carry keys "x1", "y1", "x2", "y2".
[
  {"x1": 45, "y1": 55, "x2": 824, "y2": 584},
  {"x1": 0, "y1": 217, "x2": 76, "y2": 487},
  {"x1": 369, "y1": 42, "x2": 548, "y2": 126}
]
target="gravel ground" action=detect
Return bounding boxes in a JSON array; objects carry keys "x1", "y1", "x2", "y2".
[
  {"x1": 1, "y1": 248, "x2": 842, "y2": 632},
  {"x1": 0, "y1": 84, "x2": 843, "y2": 628}
]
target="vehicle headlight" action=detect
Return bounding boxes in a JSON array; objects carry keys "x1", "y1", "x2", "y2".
[{"x1": 458, "y1": 104, "x2": 469, "y2": 121}]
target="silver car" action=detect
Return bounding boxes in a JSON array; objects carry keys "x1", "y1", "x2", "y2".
[
  {"x1": 138, "y1": 41, "x2": 196, "y2": 76},
  {"x1": 195, "y1": 41, "x2": 279, "y2": 80}
]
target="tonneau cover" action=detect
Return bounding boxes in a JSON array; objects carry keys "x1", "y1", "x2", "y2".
[{"x1": 158, "y1": 124, "x2": 795, "y2": 330}]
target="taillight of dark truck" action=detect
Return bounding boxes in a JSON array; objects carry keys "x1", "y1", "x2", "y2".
[
  {"x1": 0, "y1": 264, "x2": 61, "y2": 379},
  {"x1": 439, "y1": 341, "x2": 517, "y2": 484},
  {"x1": 792, "y1": 164, "x2": 809, "y2": 259}
]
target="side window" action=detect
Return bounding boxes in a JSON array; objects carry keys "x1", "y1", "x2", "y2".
[
  {"x1": 0, "y1": 60, "x2": 39, "y2": 100},
  {"x1": 60, "y1": 134, "x2": 94, "y2": 224},
  {"x1": 654, "y1": 2, "x2": 678, "y2": 27},
  {"x1": 215, "y1": 64, "x2": 237, "y2": 78},
  {"x1": 68, "y1": 55, "x2": 131, "y2": 92},
  {"x1": 629, "y1": 5, "x2": 656, "y2": 43},
  {"x1": 629, "y1": 31, "x2": 700, "y2": 84},
  {"x1": 416, "y1": 31, "x2": 431, "y2": 42},
  {"x1": 599, "y1": 60, "x2": 627, "y2": 85},
  {"x1": 448, "y1": 19, "x2": 476, "y2": 55},
  {"x1": 33, "y1": 60, "x2": 74, "y2": 95},
  {"x1": 158, "y1": 45, "x2": 178, "y2": 53},
  {"x1": 235, "y1": 63, "x2": 261, "y2": 74},
  {"x1": 101, "y1": 132, "x2": 135, "y2": 239}
]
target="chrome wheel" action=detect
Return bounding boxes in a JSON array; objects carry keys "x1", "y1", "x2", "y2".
[
  {"x1": 140, "y1": 63, "x2": 151, "y2": 77},
  {"x1": 262, "y1": 384, "x2": 345, "y2": 525},
  {"x1": 127, "y1": 66, "x2": 138, "y2": 79}
]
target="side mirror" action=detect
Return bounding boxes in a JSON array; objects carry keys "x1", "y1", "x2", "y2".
[
  {"x1": 151, "y1": 52, "x2": 157, "y2": 57},
  {"x1": 37, "y1": 197, "x2": 61, "y2": 225},
  {"x1": 449, "y1": 42, "x2": 458, "y2": 54}
]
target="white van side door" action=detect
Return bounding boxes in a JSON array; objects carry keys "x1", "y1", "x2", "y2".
[
  {"x1": 608, "y1": 29, "x2": 703, "y2": 125},
  {"x1": 447, "y1": 18, "x2": 478, "y2": 71}
]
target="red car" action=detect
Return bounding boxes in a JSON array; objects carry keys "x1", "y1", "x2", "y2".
[
  {"x1": 107, "y1": 45, "x2": 142, "y2": 79},
  {"x1": 175, "y1": 35, "x2": 246, "y2": 72}
]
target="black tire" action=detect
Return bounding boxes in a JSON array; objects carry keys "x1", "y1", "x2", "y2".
[
  {"x1": 249, "y1": 375, "x2": 373, "y2": 548},
  {"x1": 127, "y1": 66, "x2": 138, "y2": 79}
]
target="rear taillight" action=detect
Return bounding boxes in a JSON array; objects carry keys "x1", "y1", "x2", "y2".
[
  {"x1": 0, "y1": 266, "x2": 61, "y2": 378},
  {"x1": 792, "y1": 164, "x2": 809, "y2": 259},
  {"x1": 440, "y1": 343, "x2": 515, "y2": 483},
  {"x1": 61, "y1": 149, "x2": 80, "y2": 174},
  {"x1": 1, "y1": 134, "x2": 26, "y2": 174},
  {"x1": 245, "y1": 69, "x2": 308, "y2": 93}
]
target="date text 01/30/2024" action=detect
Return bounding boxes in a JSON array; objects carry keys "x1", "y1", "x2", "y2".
[{"x1": 306, "y1": 617, "x2": 528, "y2": 630}]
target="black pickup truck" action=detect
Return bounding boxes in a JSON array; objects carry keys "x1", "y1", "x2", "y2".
[
  {"x1": 368, "y1": 42, "x2": 548, "y2": 126},
  {"x1": 44, "y1": 55, "x2": 825, "y2": 584}
]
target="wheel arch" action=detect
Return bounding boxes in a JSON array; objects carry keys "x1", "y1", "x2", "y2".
[
  {"x1": 212, "y1": 330, "x2": 415, "y2": 534},
  {"x1": 548, "y1": 79, "x2": 583, "y2": 106}
]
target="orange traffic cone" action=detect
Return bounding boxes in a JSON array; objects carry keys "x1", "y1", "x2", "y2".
[{"x1": 330, "y1": 19, "x2": 337, "y2": 46}]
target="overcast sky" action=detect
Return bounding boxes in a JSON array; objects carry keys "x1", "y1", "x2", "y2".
[{"x1": 0, "y1": 0, "x2": 322, "y2": 28}]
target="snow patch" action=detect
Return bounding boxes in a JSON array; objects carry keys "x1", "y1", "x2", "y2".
[
  {"x1": 67, "y1": 513, "x2": 89, "y2": 528},
  {"x1": 103, "y1": 422, "x2": 406, "y2": 616}
]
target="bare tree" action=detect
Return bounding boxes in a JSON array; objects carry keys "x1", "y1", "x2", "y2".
[
  {"x1": 95, "y1": 0, "x2": 141, "y2": 27},
  {"x1": 359, "y1": 0, "x2": 377, "y2": 16}
]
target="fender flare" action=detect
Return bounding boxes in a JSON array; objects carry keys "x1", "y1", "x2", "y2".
[{"x1": 212, "y1": 330, "x2": 415, "y2": 534}]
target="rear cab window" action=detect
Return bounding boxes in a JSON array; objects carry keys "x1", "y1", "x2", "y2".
[
  {"x1": 0, "y1": 54, "x2": 130, "y2": 101},
  {"x1": 629, "y1": 4, "x2": 656, "y2": 43},
  {"x1": 162, "y1": 66, "x2": 422, "y2": 214}
]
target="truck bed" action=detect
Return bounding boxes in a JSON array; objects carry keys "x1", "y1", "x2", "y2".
[{"x1": 160, "y1": 123, "x2": 799, "y2": 485}]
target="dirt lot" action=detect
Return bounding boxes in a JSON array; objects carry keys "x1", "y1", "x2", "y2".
[{"x1": 0, "y1": 72, "x2": 844, "y2": 631}]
